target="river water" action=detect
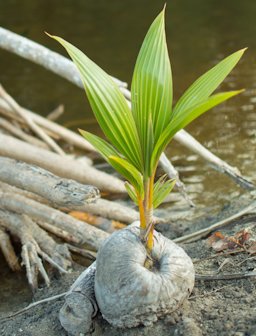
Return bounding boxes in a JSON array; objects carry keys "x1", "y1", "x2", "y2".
[{"x1": 0, "y1": 0, "x2": 256, "y2": 309}]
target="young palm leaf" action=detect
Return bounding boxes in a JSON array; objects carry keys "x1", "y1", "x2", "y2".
[
  {"x1": 48, "y1": 34, "x2": 143, "y2": 172},
  {"x1": 151, "y1": 90, "x2": 243, "y2": 172},
  {"x1": 124, "y1": 183, "x2": 139, "y2": 205},
  {"x1": 153, "y1": 176, "x2": 176, "y2": 209},
  {"x1": 173, "y1": 48, "x2": 246, "y2": 116},
  {"x1": 108, "y1": 156, "x2": 144, "y2": 198},
  {"x1": 49, "y1": 6, "x2": 245, "y2": 251},
  {"x1": 79, "y1": 129, "x2": 120, "y2": 161},
  {"x1": 131, "y1": 7, "x2": 172, "y2": 177}
]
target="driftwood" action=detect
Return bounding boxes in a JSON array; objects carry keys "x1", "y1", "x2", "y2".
[
  {"x1": 76, "y1": 198, "x2": 140, "y2": 223},
  {"x1": 0, "y1": 157, "x2": 100, "y2": 208},
  {"x1": 0, "y1": 181, "x2": 52, "y2": 205},
  {"x1": 0, "y1": 27, "x2": 252, "y2": 192},
  {"x1": 0, "y1": 227, "x2": 20, "y2": 271},
  {"x1": 0, "y1": 85, "x2": 65, "y2": 156},
  {"x1": 0, "y1": 191, "x2": 108, "y2": 251},
  {"x1": 159, "y1": 153, "x2": 195, "y2": 207},
  {"x1": 0, "y1": 116, "x2": 49, "y2": 149},
  {"x1": 0, "y1": 210, "x2": 72, "y2": 291},
  {"x1": 0, "y1": 133, "x2": 126, "y2": 194},
  {"x1": 175, "y1": 130, "x2": 254, "y2": 190},
  {"x1": 0, "y1": 178, "x2": 140, "y2": 224},
  {"x1": 46, "y1": 104, "x2": 64, "y2": 121},
  {"x1": 0, "y1": 27, "x2": 128, "y2": 91},
  {"x1": 0, "y1": 98, "x2": 94, "y2": 151}
]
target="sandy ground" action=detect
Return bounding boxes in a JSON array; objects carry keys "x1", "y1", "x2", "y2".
[{"x1": 0, "y1": 197, "x2": 256, "y2": 336}]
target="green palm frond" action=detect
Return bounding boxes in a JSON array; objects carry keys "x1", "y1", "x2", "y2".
[
  {"x1": 153, "y1": 176, "x2": 176, "y2": 208},
  {"x1": 173, "y1": 49, "x2": 246, "y2": 116},
  {"x1": 108, "y1": 156, "x2": 144, "y2": 198},
  {"x1": 48, "y1": 34, "x2": 143, "y2": 171},
  {"x1": 131, "y1": 8, "x2": 172, "y2": 177},
  {"x1": 151, "y1": 90, "x2": 243, "y2": 173}
]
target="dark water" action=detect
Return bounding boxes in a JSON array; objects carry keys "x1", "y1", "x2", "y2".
[{"x1": 0, "y1": 0, "x2": 256, "y2": 307}]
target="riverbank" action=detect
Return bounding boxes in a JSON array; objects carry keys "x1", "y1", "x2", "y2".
[{"x1": 1, "y1": 195, "x2": 255, "y2": 336}]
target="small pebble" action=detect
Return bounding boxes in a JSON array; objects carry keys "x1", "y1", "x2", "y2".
[
  {"x1": 224, "y1": 322, "x2": 233, "y2": 330},
  {"x1": 243, "y1": 297, "x2": 251, "y2": 303}
]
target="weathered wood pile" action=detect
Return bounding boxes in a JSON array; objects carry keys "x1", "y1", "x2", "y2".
[{"x1": 0, "y1": 86, "x2": 143, "y2": 290}]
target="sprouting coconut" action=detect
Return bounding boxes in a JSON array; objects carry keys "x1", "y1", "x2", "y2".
[{"x1": 50, "y1": 6, "x2": 245, "y2": 334}]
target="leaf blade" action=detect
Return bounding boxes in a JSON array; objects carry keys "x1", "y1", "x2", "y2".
[
  {"x1": 151, "y1": 90, "x2": 243, "y2": 172},
  {"x1": 79, "y1": 129, "x2": 119, "y2": 161},
  {"x1": 153, "y1": 177, "x2": 176, "y2": 208},
  {"x1": 174, "y1": 49, "x2": 246, "y2": 116},
  {"x1": 49, "y1": 34, "x2": 143, "y2": 171},
  {"x1": 108, "y1": 156, "x2": 144, "y2": 197},
  {"x1": 124, "y1": 182, "x2": 139, "y2": 205},
  {"x1": 131, "y1": 8, "x2": 173, "y2": 176}
]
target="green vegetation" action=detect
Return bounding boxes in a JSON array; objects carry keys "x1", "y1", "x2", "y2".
[{"x1": 49, "y1": 7, "x2": 245, "y2": 252}]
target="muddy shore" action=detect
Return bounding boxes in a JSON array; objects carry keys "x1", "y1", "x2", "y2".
[{"x1": 0, "y1": 196, "x2": 256, "y2": 336}]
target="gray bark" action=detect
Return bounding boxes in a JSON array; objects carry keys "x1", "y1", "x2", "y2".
[
  {"x1": 0, "y1": 179, "x2": 140, "y2": 224},
  {"x1": 0, "y1": 157, "x2": 100, "y2": 208},
  {"x1": 78, "y1": 198, "x2": 139, "y2": 224},
  {"x1": 0, "y1": 191, "x2": 108, "y2": 250},
  {"x1": 0, "y1": 133, "x2": 126, "y2": 194}
]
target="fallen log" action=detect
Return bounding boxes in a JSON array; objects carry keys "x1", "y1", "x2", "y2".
[
  {"x1": 0, "y1": 181, "x2": 49, "y2": 205},
  {"x1": 0, "y1": 134, "x2": 126, "y2": 194},
  {"x1": 0, "y1": 191, "x2": 109, "y2": 250},
  {"x1": 77, "y1": 198, "x2": 140, "y2": 223},
  {"x1": 59, "y1": 262, "x2": 97, "y2": 335},
  {"x1": 0, "y1": 157, "x2": 100, "y2": 208},
  {"x1": 0, "y1": 27, "x2": 252, "y2": 192}
]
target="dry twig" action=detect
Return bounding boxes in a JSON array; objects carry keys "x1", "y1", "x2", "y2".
[
  {"x1": 195, "y1": 271, "x2": 256, "y2": 281},
  {"x1": 174, "y1": 201, "x2": 256, "y2": 243},
  {"x1": 0, "y1": 85, "x2": 65, "y2": 155},
  {"x1": 0, "y1": 292, "x2": 67, "y2": 321},
  {"x1": 0, "y1": 116, "x2": 49, "y2": 149}
]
